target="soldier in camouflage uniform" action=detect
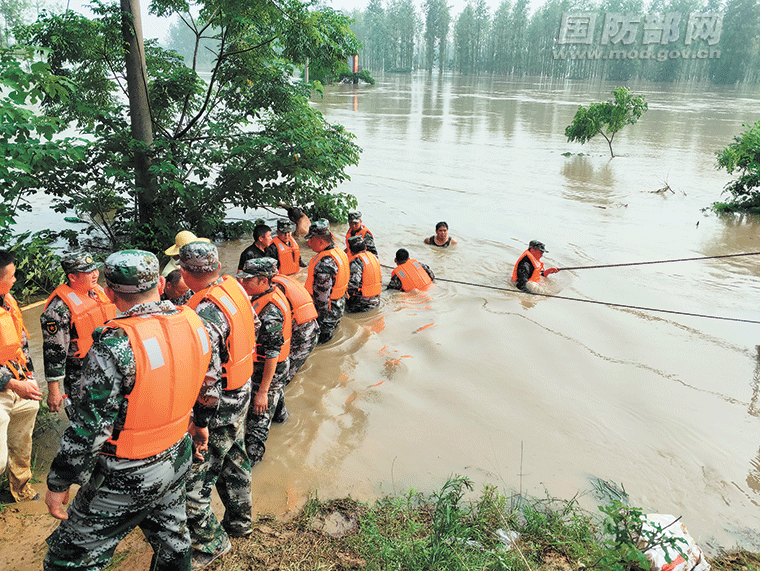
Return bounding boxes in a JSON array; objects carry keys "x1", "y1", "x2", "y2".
[
  {"x1": 345, "y1": 210, "x2": 378, "y2": 256},
  {"x1": 44, "y1": 250, "x2": 223, "y2": 571},
  {"x1": 0, "y1": 249, "x2": 42, "y2": 503},
  {"x1": 237, "y1": 258, "x2": 290, "y2": 464},
  {"x1": 269, "y1": 273, "x2": 319, "y2": 423},
  {"x1": 387, "y1": 248, "x2": 435, "y2": 291},
  {"x1": 276, "y1": 278, "x2": 318, "y2": 385},
  {"x1": 305, "y1": 220, "x2": 349, "y2": 344},
  {"x1": 40, "y1": 252, "x2": 115, "y2": 413},
  {"x1": 346, "y1": 235, "x2": 382, "y2": 313},
  {"x1": 283, "y1": 311, "x2": 318, "y2": 384},
  {"x1": 180, "y1": 241, "x2": 258, "y2": 570}
]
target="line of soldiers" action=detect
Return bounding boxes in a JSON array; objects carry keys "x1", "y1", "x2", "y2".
[
  {"x1": 0, "y1": 214, "x2": 558, "y2": 570},
  {"x1": 236, "y1": 212, "x2": 435, "y2": 342},
  {"x1": 0, "y1": 211, "x2": 440, "y2": 571}
]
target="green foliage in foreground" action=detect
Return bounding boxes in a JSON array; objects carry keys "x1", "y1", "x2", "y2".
[
  {"x1": 9, "y1": 0, "x2": 363, "y2": 254},
  {"x1": 312, "y1": 476, "x2": 689, "y2": 571},
  {"x1": 565, "y1": 87, "x2": 648, "y2": 158},
  {"x1": 0, "y1": 45, "x2": 79, "y2": 247},
  {"x1": 10, "y1": 230, "x2": 65, "y2": 304},
  {"x1": 714, "y1": 120, "x2": 760, "y2": 214}
]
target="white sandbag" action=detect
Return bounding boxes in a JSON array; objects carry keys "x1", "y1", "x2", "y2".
[{"x1": 638, "y1": 514, "x2": 710, "y2": 571}]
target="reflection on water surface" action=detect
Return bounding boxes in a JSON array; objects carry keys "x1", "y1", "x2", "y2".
[{"x1": 21, "y1": 72, "x2": 760, "y2": 552}]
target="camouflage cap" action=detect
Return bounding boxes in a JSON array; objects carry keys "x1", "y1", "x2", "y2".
[
  {"x1": 305, "y1": 219, "x2": 332, "y2": 239},
  {"x1": 104, "y1": 250, "x2": 159, "y2": 293},
  {"x1": 179, "y1": 240, "x2": 220, "y2": 273},
  {"x1": 236, "y1": 257, "x2": 278, "y2": 280},
  {"x1": 347, "y1": 235, "x2": 366, "y2": 252},
  {"x1": 61, "y1": 251, "x2": 98, "y2": 274},
  {"x1": 277, "y1": 218, "x2": 295, "y2": 233},
  {"x1": 529, "y1": 240, "x2": 547, "y2": 253},
  {"x1": 347, "y1": 210, "x2": 362, "y2": 222}
]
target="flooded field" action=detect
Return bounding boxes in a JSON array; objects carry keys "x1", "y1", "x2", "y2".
[{"x1": 10, "y1": 72, "x2": 760, "y2": 566}]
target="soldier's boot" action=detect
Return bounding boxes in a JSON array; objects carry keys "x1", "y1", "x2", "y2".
[{"x1": 191, "y1": 535, "x2": 231, "y2": 571}]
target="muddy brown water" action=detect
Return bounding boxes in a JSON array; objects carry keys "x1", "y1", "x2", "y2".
[{"x1": 11, "y1": 73, "x2": 760, "y2": 560}]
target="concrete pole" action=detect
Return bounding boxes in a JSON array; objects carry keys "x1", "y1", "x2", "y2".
[{"x1": 120, "y1": 0, "x2": 155, "y2": 223}]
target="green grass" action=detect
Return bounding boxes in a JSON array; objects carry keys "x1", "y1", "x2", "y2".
[
  {"x1": 291, "y1": 476, "x2": 713, "y2": 571},
  {"x1": 332, "y1": 476, "x2": 605, "y2": 571}
]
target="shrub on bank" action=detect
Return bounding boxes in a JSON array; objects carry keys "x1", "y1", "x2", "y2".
[
  {"x1": 220, "y1": 476, "x2": 755, "y2": 571},
  {"x1": 714, "y1": 120, "x2": 760, "y2": 214}
]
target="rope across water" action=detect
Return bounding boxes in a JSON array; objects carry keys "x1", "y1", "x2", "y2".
[
  {"x1": 556, "y1": 251, "x2": 760, "y2": 271},
  {"x1": 380, "y1": 251, "x2": 760, "y2": 325}
]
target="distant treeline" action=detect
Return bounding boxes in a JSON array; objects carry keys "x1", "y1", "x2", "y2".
[{"x1": 345, "y1": 0, "x2": 760, "y2": 84}]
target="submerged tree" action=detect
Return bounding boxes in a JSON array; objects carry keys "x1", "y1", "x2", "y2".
[
  {"x1": 714, "y1": 120, "x2": 760, "y2": 213},
  {"x1": 564, "y1": 87, "x2": 648, "y2": 158},
  {"x1": 385, "y1": 0, "x2": 416, "y2": 71},
  {"x1": 423, "y1": 0, "x2": 449, "y2": 71},
  {"x1": 453, "y1": 0, "x2": 489, "y2": 75},
  {"x1": 709, "y1": 0, "x2": 760, "y2": 84},
  {"x1": 15, "y1": 0, "x2": 363, "y2": 253}
]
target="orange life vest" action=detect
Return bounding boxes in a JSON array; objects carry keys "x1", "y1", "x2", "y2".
[
  {"x1": 391, "y1": 259, "x2": 432, "y2": 292},
  {"x1": 0, "y1": 293, "x2": 28, "y2": 376},
  {"x1": 251, "y1": 288, "x2": 292, "y2": 363},
  {"x1": 45, "y1": 284, "x2": 118, "y2": 358},
  {"x1": 187, "y1": 276, "x2": 256, "y2": 391},
  {"x1": 348, "y1": 251, "x2": 382, "y2": 297},
  {"x1": 305, "y1": 247, "x2": 349, "y2": 301},
  {"x1": 272, "y1": 275, "x2": 317, "y2": 325},
  {"x1": 345, "y1": 225, "x2": 372, "y2": 250},
  {"x1": 105, "y1": 306, "x2": 211, "y2": 459},
  {"x1": 272, "y1": 236, "x2": 301, "y2": 276},
  {"x1": 511, "y1": 250, "x2": 544, "y2": 283}
]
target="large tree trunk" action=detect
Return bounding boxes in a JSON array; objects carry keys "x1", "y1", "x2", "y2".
[{"x1": 121, "y1": 0, "x2": 155, "y2": 224}]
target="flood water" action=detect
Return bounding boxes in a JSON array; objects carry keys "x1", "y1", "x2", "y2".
[{"x1": 19, "y1": 73, "x2": 760, "y2": 553}]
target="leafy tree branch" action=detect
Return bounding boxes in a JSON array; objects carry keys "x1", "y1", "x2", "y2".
[{"x1": 565, "y1": 87, "x2": 648, "y2": 158}]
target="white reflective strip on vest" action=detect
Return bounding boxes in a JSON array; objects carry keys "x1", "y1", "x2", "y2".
[
  {"x1": 219, "y1": 294, "x2": 238, "y2": 315},
  {"x1": 196, "y1": 326, "x2": 209, "y2": 355},
  {"x1": 142, "y1": 337, "x2": 165, "y2": 370},
  {"x1": 66, "y1": 291, "x2": 84, "y2": 306}
]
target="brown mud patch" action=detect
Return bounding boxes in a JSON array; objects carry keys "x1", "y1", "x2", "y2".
[{"x1": 0, "y1": 503, "x2": 369, "y2": 571}]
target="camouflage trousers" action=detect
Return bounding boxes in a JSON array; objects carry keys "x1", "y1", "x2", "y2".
[
  {"x1": 283, "y1": 319, "x2": 319, "y2": 385},
  {"x1": 245, "y1": 362, "x2": 288, "y2": 467},
  {"x1": 44, "y1": 437, "x2": 193, "y2": 571},
  {"x1": 61, "y1": 358, "x2": 85, "y2": 403},
  {"x1": 186, "y1": 381, "x2": 252, "y2": 553},
  {"x1": 317, "y1": 297, "x2": 345, "y2": 344},
  {"x1": 346, "y1": 294, "x2": 381, "y2": 314}
]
